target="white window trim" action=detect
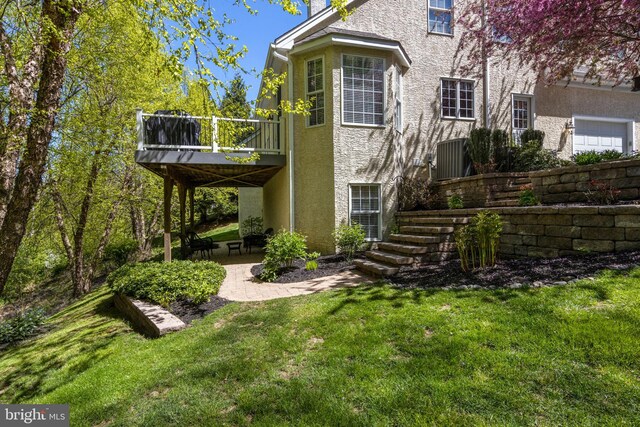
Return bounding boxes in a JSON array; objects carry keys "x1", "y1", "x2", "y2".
[
  {"x1": 511, "y1": 93, "x2": 535, "y2": 144},
  {"x1": 305, "y1": 55, "x2": 326, "y2": 128},
  {"x1": 440, "y1": 77, "x2": 476, "y2": 120},
  {"x1": 394, "y1": 65, "x2": 403, "y2": 134},
  {"x1": 348, "y1": 183, "x2": 383, "y2": 242},
  {"x1": 341, "y1": 54, "x2": 387, "y2": 128},
  {"x1": 572, "y1": 114, "x2": 636, "y2": 154},
  {"x1": 428, "y1": 0, "x2": 454, "y2": 36}
]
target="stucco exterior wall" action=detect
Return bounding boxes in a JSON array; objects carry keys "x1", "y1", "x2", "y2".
[{"x1": 238, "y1": 188, "x2": 264, "y2": 237}]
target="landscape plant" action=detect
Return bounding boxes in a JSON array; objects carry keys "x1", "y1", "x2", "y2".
[
  {"x1": 455, "y1": 211, "x2": 503, "y2": 271},
  {"x1": 333, "y1": 223, "x2": 366, "y2": 261},
  {"x1": 513, "y1": 140, "x2": 561, "y2": 172},
  {"x1": 491, "y1": 129, "x2": 513, "y2": 171},
  {"x1": 107, "y1": 261, "x2": 226, "y2": 306},
  {"x1": 447, "y1": 195, "x2": 464, "y2": 209},
  {"x1": 0, "y1": 308, "x2": 47, "y2": 345},
  {"x1": 261, "y1": 231, "x2": 309, "y2": 282},
  {"x1": 398, "y1": 176, "x2": 438, "y2": 211},
  {"x1": 241, "y1": 216, "x2": 264, "y2": 236},
  {"x1": 518, "y1": 189, "x2": 539, "y2": 206},
  {"x1": 573, "y1": 150, "x2": 625, "y2": 166},
  {"x1": 468, "y1": 128, "x2": 494, "y2": 174},
  {"x1": 584, "y1": 180, "x2": 621, "y2": 205}
]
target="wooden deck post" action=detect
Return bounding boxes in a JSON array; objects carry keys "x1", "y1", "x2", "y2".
[
  {"x1": 188, "y1": 187, "x2": 195, "y2": 229},
  {"x1": 163, "y1": 175, "x2": 174, "y2": 262},
  {"x1": 178, "y1": 184, "x2": 187, "y2": 259}
]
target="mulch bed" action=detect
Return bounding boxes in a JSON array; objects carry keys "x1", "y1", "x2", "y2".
[
  {"x1": 168, "y1": 295, "x2": 230, "y2": 324},
  {"x1": 250, "y1": 253, "x2": 365, "y2": 284},
  {"x1": 390, "y1": 250, "x2": 640, "y2": 290}
]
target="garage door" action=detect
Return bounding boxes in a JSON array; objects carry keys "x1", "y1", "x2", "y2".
[{"x1": 573, "y1": 119, "x2": 627, "y2": 153}]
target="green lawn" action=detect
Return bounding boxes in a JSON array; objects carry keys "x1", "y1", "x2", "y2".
[
  {"x1": 198, "y1": 222, "x2": 240, "y2": 242},
  {"x1": 1, "y1": 270, "x2": 640, "y2": 425}
]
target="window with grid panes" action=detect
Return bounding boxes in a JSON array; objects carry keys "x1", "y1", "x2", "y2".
[
  {"x1": 350, "y1": 184, "x2": 381, "y2": 241},
  {"x1": 342, "y1": 55, "x2": 385, "y2": 126},
  {"x1": 440, "y1": 78, "x2": 475, "y2": 119},
  {"x1": 306, "y1": 57, "x2": 324, "y2": 126},
  {"x1": 429, "y1": 0, "x2": 453, "y2": 34}
]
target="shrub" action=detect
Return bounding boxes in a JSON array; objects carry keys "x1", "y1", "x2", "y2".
[
  {"x1": 455, "y1": 211, "x2": 503, "y2": 272},
  {"x1": 261, "y1": 231, "x2": 309, "y2": 282},
  {"x1": 333, "y1": 223, "x2": 366, "y2": 261},
  {"x1": 104, "y1": 239, "x2": 138, "y2": 267},
  {"x1": 519, "y1": 128, "x2": 545, "y2": 146},
  {"x1": 584, "y1": 180, "x2": 621, "y2": 205},
  {"x1": 0, "y1": 308, "x2": 47, "y2": 345},
  {"x1": 468, "y1": 127, "x2": 494, "y2": 174},
  {"x1": 305, "y1": 261, "x2": 318, "y2": 271},
  {"x1": 241, "y1": 215, "x2": 263, "y2": 236},
  {"x1": 491, "y1": 129, "x2": 513, "y2": 171},
  {"x1": 573, "y1": 150, "x2": 625, "y2": 165},
  {"x1": 398, "y1": 176, "x2": 438, "y2": 211},
  {"x1": 518, "y1": 189, "x2": 539, "y2": 206},
  {"x1": 447, "y1": 195, "x2": 464, "y2": 209},
  {"x1": 513, "y1": 140, "x2": 561, "y2": 172},
  {"x1": 108, "y1": 261, "x2": 226, "y2": 306}
]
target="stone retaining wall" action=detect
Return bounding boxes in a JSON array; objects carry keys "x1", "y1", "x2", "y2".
[
  {"x1": 114, "y1": 293, "x2": 186, "y2": 338},
  {"x1": 529, "y1": 158, "x2": 640, "y2": 204},
  {"x1": 430, "y1": 172, "x2": 529, "y2": 208},
  {"x1": 397, "y1": 205, "x2": 640, "y2": 259}
]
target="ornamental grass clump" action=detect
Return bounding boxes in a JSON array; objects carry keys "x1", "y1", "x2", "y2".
[
  {"x1": 455, "y1": 211, "x2": 503, "y2": 272},
  {"x1": 107, "y1": 261, "x2": 226, "y2": 306}
]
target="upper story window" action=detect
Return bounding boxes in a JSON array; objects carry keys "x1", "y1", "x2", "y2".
[
  {"x1": 342, "y1": 54, "x2": 385, "y2": 126},
  {"x1": 394, "y1": 66, "x2": 403, "y2": 133},
  {"x1": 441, "y1": 78, "x2": 475, "y2": 120},
  {"x1": 306, "y1": 57, "x2": 325, "y2": 127},
  {"x1": 428, "y1": 0, "x2": 453, "y2": 35}
]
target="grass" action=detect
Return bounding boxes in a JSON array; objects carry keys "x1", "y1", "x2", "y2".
[
  {"x1": 1, "y1": 270, "x2": 640, "y2": 425},
  {"x1": 198, "y1": 222, "x2": 240, "y2": 242}
]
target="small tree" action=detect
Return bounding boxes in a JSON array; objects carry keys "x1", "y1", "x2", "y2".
[{"x1": 333, "y1": 223, "x2": 366, "y2": 261}]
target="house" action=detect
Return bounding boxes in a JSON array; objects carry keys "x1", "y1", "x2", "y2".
[{"x1": 135, "y1": 0, "x2": 640, "y2": 259}]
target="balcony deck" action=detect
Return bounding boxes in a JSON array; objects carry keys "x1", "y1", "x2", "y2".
[{"x1": 135, "y1": 110, "x2": 285, "y2": 187}]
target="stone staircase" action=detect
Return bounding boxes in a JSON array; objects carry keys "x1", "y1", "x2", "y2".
[
  {"x1": 485, "y1": 176, "x2": 532, "y2": 208},
  {"x1": 354, "y1": 215, "x2": 468, "y2": 277}
]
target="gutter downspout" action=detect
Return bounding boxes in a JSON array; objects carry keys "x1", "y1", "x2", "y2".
[
  {"x1": 287, "y1": 56, "x2": 295, "y2": 232},
  {"x1": 481, "y1": 0, "x2": 490, "y2": 128}
]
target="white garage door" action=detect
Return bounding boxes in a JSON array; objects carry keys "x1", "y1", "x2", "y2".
[{"x1": 574, "y1": 119, "x2": 627, "y2": 153}]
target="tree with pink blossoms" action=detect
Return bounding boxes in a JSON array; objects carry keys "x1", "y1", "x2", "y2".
[{"x1": 456, "y1": 0, "x2": 640, "y2": 86}]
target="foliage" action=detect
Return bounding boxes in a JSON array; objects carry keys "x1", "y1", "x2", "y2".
[
  {"x1": 447, "y1": 195, "x2": 464, "y2": 209},
  {"x1": 584, "y1": 180, "x2": 621, "y2": 205},
  {"x1": 513, "y1": 140, "x2": 561, "y2": 172},
  {"x1": 491, "y1": 129, "x2": 513, "y2": 171},
  {"x1": 104, "y1": 240, "x2": 139, "y2": 268},
  {"x1": 519, "y1": 129, "x2": 546, "y2": 146},
  {"x1": 107, "y1": 261, "x2": 226, "y2": 306},
  {"x1": 194, "y1": 188, "x2": 238, "y2": 224},
  {"x1": 518, "y1": 189, "x2": 540, "y2": 206},
  {"x1": 457, "y1": 0, "x2": 640, "y2": 85},
  {"x1": 305, "y1": 261, "x2": 319, "y2": 271},
  {"x1": 0, "y1": 308, "x2": 47, "y2": 345},
  {"x1": 261, "y1": 231, "x2": 309, "y2": 282},
  {"x1": 241, "y1": 216, "x2": 264, "y2": 236},
  {"x1": 573, "y1": 150, "x2": 626, "y2": 166},
  {"x1": 333, "y1": 223, "x2": 366, "y2": 261},
  {"x1": 468, "y1": 128, "x2": 495, "y2": 174},
  {"x1": 398, "y1": 176, "x2": 439, "y2": 211},
  {"x1": 455, "y1": 211, "x2": 503, "y2": 271}
]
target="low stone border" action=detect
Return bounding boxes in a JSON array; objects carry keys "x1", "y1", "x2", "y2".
[
  {"x1": 114, "y1": 293, "x2": 187, "y2": 338},
  {"x1": 441, "y1": 275, "x2": 596, "y2": 291}
]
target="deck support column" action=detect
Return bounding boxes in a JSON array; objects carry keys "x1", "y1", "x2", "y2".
[
  {"x1": 178, "y1": 184, "x2": 187, "y2": 259},
  {"x1": 163, "y1": 176, "x2": 174, "y2": 262},
  {"x1": 188, "y1": 186, "x2": 195, "y2": 229}
]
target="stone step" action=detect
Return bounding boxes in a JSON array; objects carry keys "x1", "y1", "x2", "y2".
[
  {"x1": 366, "y1": 250, "x2": 415, "y2": 265},
  {"x1": 424, "y1": 251, "x2": 458, "y2": 263},
  {"x1": 354, "y1": 259, "x2": 399, "y2": 277},
  {"x1": 390, "y1": 234, "x2": 442, "y2": 245},
  {"x1": 486, "y1": 199, "x2": 519, "y2": 207},
  {"x1": 376, "y1": 242, "x2": 430, "y2": 255},
  {"x1": 397, "y1": 217, "x2": 470, "y2": 225},
  {"x1": 513, "y1": 178, "x2": 532, "y2": 185},
  {"x1": 493, "y1": 191, "x2": 521, "y2": 200},
  {"x1": 399, "y1": 225, "x2": 455, "y2": 235}
]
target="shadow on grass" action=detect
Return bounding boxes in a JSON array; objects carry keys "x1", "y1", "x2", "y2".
[{"x1": 327, "y1": 284, "x2": 441, "y2": 315}]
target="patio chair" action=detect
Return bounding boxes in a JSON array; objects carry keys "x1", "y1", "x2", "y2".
[
  {"x1": 182, "y1": 231, "x2": 220, "y2": 258},
  {"x1": 243, "y1": 228, "x2": 274, "y2": 254}
]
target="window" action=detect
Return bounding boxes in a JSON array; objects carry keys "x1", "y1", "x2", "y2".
[
  {"x1": 512, "y1": 95, "x2": 533, "y2": 143},
  {"x1": 440, "y1": 79, "x2": 475, "y2": 119},
  {"x1": 350, "y1": 184, "x2": 381, "y2": 241},
  {"x1": 428, "y1": 0, "x2": 453, "y2": 35},
  {"x1": 394, "y1": 66, "x2": 403, "y2": 133},
  {"x1": 342, "y1": 55, "x2": 385, "y2": 126},
  {"x1": 306, "y1": 57, "x2": 324, "y2": 127}
]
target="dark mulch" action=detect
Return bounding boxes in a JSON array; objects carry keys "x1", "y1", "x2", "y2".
[
  {"x1": 250, "y1": 253, "x2": 366, "y2": 284},
  {"x1": 391, "y1": 250, "x2": 640, "y2": 290},
  {"x1": 168, "y1": 295, "x2": 230, "y2": 324}
]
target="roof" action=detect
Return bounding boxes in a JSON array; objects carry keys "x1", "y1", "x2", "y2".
[{"x1": 294, "y1": 27, "x2": 394, "y2": 45}]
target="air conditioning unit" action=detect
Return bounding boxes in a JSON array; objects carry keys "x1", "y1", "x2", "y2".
[{"x1": 434, "y1": 138, "x2": 472, "y2": 180}]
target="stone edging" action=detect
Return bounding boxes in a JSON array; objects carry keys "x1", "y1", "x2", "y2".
[
  {"x1": 441, "y1": 275, "x2": 596, "y2": 291},
  {"x1": 113, "y1": 293, "x2": 186, "y2": 338}
]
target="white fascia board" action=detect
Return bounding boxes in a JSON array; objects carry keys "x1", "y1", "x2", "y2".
[
  {"x1": 289, "y1": 34, "x2": 412, "y2": 68},
  {"x1": 274, "y1": 0, "x2": 360, "y2": 49},
  {"x1": 556, "y1": 79, "x2": 637, "y2": 93}
]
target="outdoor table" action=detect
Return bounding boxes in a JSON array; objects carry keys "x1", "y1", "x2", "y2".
[{"x1": 226, "y1": 241, "x2": 242, "y2": 256}]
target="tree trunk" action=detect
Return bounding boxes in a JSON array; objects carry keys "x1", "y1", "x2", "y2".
[{"x1": 0, "y1": 0, "x2": 82, "y2": 294}]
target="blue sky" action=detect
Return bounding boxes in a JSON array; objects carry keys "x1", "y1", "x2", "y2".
[{"x1": 207, "y1": 2, "x2": 308, "y2": 103}]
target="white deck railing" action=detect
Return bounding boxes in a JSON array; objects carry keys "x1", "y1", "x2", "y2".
[{"x1": 136, "y1": 109, "x2": 283, "y2": 155}]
